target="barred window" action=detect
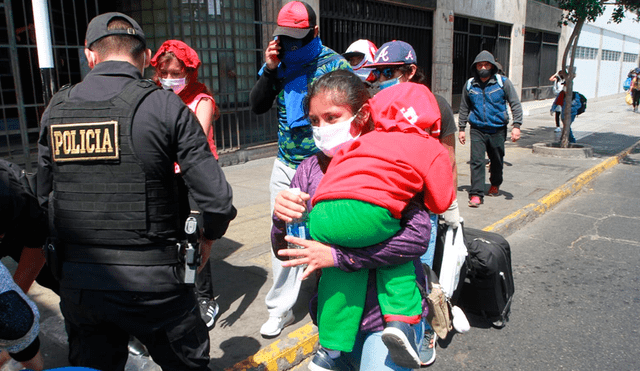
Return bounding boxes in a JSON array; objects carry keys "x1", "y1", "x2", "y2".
[
  {"x1": 624, "y1": 52, "x2": 638, "y2": 63},
  {"x1": 572, "y1": 46, "x2": 598, "y2": 60},
  {"x1": 601, "y1": 50, "x2": 621, "y2": 61}
]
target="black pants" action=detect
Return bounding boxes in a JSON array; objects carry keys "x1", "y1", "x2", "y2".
[
  {"x1": 196, "y1": 260, "x2": 213, "y2": 299},
  {"x1": 60, "y1": 287, "x2": 210, "y2": 371},
  {"x1": 469, "y1": 126, "x2": 506, "y2": 199},
  {"x1": 632, "y1": 89, "x2": 640, "y2": 108}
]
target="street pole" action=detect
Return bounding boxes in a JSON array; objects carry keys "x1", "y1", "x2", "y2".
[{"x1": 32, "y1": 0, "x2": 56, "y2": 106}]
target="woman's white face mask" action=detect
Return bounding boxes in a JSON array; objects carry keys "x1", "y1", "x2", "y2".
[
  {"x1": 159, "y1": 77, "x2": 187, "y2": 94},
  {"x1": 312, "y1": 114, "x2": 360, "y2": 157}
]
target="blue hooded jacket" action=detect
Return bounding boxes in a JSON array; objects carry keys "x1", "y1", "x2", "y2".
[{"x1": 458, "y1": 51, "x2": 523, "y2": 133}]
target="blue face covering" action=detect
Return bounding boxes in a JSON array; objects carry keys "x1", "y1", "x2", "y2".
[
  {"x1": 377, "y1": 77, "x2": 401, "y2": 91},
  {"x1": 257, "y1": 37, "x2": 323, "y2": 130}
]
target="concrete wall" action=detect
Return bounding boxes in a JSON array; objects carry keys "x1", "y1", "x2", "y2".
[
  {"x1": 525, "y1": 0, "x2": 563, "y2": 33},
  {"x1": 432, "y1": 0, "x2": 527, "y2": 99},
  {"x1": 431, "y1": 0, "x2": 455, "y2": 102},
  {"x1": 452, "y1": 0, "x2": 527, "y2": 95}
]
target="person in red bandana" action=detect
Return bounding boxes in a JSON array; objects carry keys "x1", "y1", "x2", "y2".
[
  {"x1": 151, "y1": 40, "x2": 220, "y2": 159},
  {"x1": 151, "y1": 40, "x2": 221, "y2": 331}
]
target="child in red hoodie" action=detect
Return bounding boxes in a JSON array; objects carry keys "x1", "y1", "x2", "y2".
[{"x1": 307, "y1": 81, "x2": 455, "y2": 368}]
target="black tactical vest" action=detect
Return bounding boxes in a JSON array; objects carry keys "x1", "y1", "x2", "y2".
[{"x1": 45, "y1": 80, "x2": 182, "y2": 252}]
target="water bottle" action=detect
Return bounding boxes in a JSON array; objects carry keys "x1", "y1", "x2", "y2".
[{"x1": 285, "y1": 188, "x2": 309, "y2": 261}]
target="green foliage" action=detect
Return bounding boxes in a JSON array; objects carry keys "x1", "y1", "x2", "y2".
[{"x1": 558, "y1": 0, "x2": 640, "y2": 24}]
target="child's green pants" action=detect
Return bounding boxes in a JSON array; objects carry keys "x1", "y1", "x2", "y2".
[{"x1": 309, "y1": 199, "x2": 423, "y2": 352}]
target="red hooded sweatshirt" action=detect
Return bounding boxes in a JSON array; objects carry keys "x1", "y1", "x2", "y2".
[{"x1": 312, "y1": 83, "x2": 455, "y2": 218}]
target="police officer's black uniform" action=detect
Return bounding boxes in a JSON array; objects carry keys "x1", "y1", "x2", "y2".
[
  {"x1": 0, "y1": 159, "x2": 56, "y2": 293},
  {"x1": 36, "y1": 15, "x2": 236, "y2": 370}
]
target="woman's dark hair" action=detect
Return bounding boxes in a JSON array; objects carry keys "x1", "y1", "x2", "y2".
[
  {"x1": 400, "y1": 64, "x2": 429, "y2": 86},
  {"x1": 305, "y1": 69, "x2": 371, "y2": 117}
]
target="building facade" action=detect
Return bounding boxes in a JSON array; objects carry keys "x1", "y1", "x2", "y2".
[{"x1": 1, "y1": 0, "x2": 638, "y2": 169}]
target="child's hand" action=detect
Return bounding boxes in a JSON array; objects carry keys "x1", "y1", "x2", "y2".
[
  {"x1": 273, "y1": 189, "x2": 310, "y2": 222},
  {"x1": 279, "y1": 236, "x2": 335, "y2": 280}
]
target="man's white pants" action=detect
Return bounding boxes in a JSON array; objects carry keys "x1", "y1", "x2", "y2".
[{"x1": 265, "y1": 158, "x2": 304, "y2": 317}]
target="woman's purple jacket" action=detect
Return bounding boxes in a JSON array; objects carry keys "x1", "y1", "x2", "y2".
[{"x1": 271, "y1": 153, "x2": 431, "y2": 333}]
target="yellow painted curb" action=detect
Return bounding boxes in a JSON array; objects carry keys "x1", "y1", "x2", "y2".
[
  {"x1": 483, "y1": 140, "x2": 640, "y2": 233},
  {"x1": 227, "y1": 322, "x2": 318, "y2": 371}
]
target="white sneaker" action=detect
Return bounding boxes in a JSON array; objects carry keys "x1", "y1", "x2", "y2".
[
  {"x1": 260, "y1": 310, "x2": 295, "y2": 337},
  {"x1": 554, "y1": 127, "x2": 561, "y2": 132}
]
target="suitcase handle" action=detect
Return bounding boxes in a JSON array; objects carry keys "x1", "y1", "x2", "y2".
[{"x1": 499, "y1": 272, "x2": 508, "y2": 302}]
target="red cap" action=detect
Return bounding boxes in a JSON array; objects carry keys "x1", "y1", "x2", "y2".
[
  {"x1": 368, "y1": 82, "x2": 441, "y2": 137},
  {"x1": 150, "y1": 40, "x2": 201, "y2": 70},
  {"x1": 273, "y1": 1, "x2": 316, "y2": 39}
]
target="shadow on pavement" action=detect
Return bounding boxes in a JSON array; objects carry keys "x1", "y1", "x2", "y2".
[
  {"x1": 211, "y1": 261, "x2": 267, "y2": 329},
  {"x1": 210, "y1": 336, "x2": 262, "y2": 370}
]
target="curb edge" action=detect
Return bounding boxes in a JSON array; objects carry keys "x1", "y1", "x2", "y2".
[{"x1": 483, "y1": 139, "x2": 640, "y2": 235}]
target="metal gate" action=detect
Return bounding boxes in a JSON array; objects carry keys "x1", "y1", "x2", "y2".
[
  {"x1": 1, "y1": 0, "x2": 280, "y2": 170},
  {"x1": 452, "y1": 16, "x2": 511, "y2": 110},
  {"x1": 1, "y1": 0, "x2": 100, "y2": 170},
  {"x1": 320, "y1": 0, "x2": 434, "y2": 88},
  {"x1": 522, "y1": 29, "x2": 559, "y2": 101}
]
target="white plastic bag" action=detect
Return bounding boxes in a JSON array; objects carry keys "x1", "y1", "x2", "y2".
[{"x1": 438, "y1": 225, "x2": 467, "y2": 298}]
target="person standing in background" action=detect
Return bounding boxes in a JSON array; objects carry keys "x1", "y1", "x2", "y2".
[
  {"x1": 549, "y1": 71, "x2": 566, "y2": 132},
  {"x1": 151, "y1": 39, "x2": 222, "y2": 330},
  {"x1": 342, "y1": 39, "x2": 378, "y2": 85},
  {"x1": 249, "y1": 1, "x2": 351, "y2": 338},
  {"x1": 151, "y1": 39, "x2": 221, "y2": 159},
  {"x1": 458, "y1": 50, "x2": 522, "y2": 208},
  {"x1": 630, "y1": 72, "x2": 640, "y2": 112}
]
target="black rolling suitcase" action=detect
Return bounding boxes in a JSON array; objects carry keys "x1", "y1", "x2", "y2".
[{"x1": 457, "y1": 228, "x2": 514, "y2": 328}]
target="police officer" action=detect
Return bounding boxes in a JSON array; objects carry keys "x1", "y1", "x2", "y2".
[
  {"x1": 36, "y1": 12, "x2": 236, "y2": 370},
  {"x1": 0, "y1": 159, "x2": 47, "y2": 370},
  {"x1": 0, "y1": 159, "x2": 51, "y2": 294}
]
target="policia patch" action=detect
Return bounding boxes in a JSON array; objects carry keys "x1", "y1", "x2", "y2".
[{"x1": 50, "y1": 121, "x2": 119, "y2": 162}]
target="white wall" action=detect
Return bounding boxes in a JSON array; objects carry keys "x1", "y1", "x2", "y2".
[{"x1": 567, "y1": 6, "x2": 640, "y2": 98}]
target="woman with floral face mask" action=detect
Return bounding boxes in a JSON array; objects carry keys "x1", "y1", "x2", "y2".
[
  {"x1": 273, "y1": 70, "x2": 454, "y2": 371},
  {"x1": 151, "y1": 40, "x2": 220, "y2": 159}
]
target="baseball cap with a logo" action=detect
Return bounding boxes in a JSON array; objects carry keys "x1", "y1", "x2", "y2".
[
  {"x1": 273, "y1": 1, "x2": 317, "y2": 39},
  {"x1": 85, "y1": 12, "x2": 146, "y2": 48},
  {"x1": 367, "y1": 40, "x2": 417, "y2": 68}
]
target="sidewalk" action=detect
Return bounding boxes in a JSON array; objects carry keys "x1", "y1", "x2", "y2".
[{"x1": 3, "y1": 93, "x2": 639, "y2": 371}]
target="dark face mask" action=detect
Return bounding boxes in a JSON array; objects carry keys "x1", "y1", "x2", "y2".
[
  {"x1": 477, "y1": 68, "x2": 492, "y2": 79},
  {"x1": 277, "y1": 30, "x2": 314, "y2": 60},
  {"x1": 278, "y1": 36, "x2": 304, "y2": 60}
]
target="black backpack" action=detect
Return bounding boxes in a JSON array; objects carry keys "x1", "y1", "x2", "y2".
[{"x1": 573, "y1": 91, "x2": 587, "y2": 115}]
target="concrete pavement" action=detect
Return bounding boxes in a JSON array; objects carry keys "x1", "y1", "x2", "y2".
[
  {"x1": 2, "y1": 93, "x2": 639, "y2": 371},
  {"x1": 414, "y1": 136, "x2": 640, "y2": 370}
]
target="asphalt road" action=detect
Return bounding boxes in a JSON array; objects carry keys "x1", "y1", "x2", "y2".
[{"x1": 423, "y1": 145, "x2": 640, "y2": 370}]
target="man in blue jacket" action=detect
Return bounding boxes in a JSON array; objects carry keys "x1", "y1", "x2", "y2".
[{"x1": 458, "y1": 51, "x2": 523, "y2": 208}]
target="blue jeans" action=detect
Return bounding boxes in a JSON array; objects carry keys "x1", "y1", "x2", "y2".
[
  {"x1": 341, "y1": 317, "x2": 426, "y2": 370},
  {"x1": 420, "y1": 213, "x2": 438, "y2": 268}
]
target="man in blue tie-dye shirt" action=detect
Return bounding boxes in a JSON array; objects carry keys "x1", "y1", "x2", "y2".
[{"x1": 249, "y1": 1, "x2": 351, "y2": 338}]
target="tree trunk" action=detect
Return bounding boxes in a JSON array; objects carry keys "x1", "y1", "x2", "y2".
[{"x1": 560, "y1": 18, "x2": 585, "y2": 148}]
